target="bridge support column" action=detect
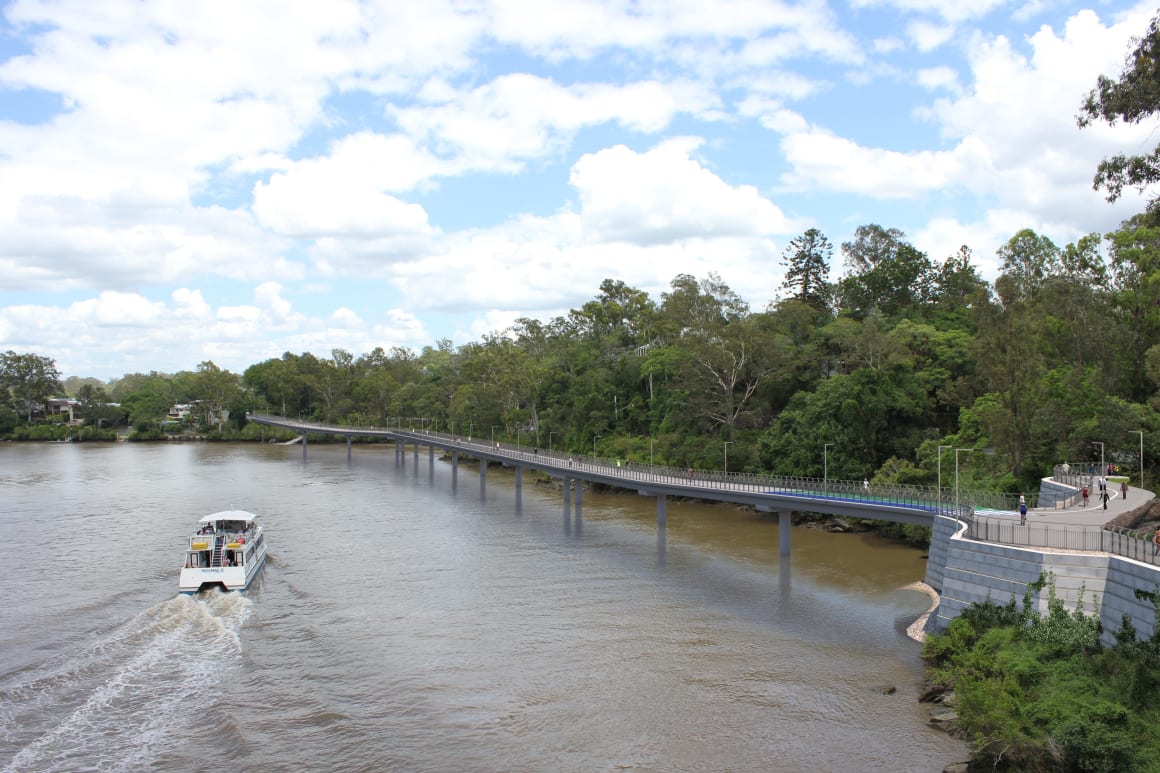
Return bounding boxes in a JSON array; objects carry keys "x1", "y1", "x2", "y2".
[
  {"x1": 657, "y1": 494, "x2": 667, "y2": 526},
  {"x1": 480, "y1": 459, "x2": 487, "y2": 494},
  {"x1": 514, "y1": 466, "x2": 522, "y2": 506},
  {"x1": 346, "y1": 436, "x2": 352, "y2": 463},
  {"x1": 574, "y1": 479, "x2": 582, "y2": 511},
  {"x1": 301, "y1": 433, "x2": 307, "y2": 461},
  {"x1": 451, "y1": 451, "x2": 458, "y2": 486},
  {"x1": 778, "y1": 511, "x2": 791, "y2": 557},
  {"x1": 563, "y1": 477, "x2": 572, "y2": 510},
  {"x1": 429, "y1": 444, "x2": 434, "y2": 475},
  {"x1": 413, "y1": 442, "x2": 419, "y2": 467}
]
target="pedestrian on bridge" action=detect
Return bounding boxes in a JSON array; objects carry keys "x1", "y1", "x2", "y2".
[
  {"x1": 1102, "y1": 489, "x2": 1110, "y2": 510},
  {"x1": 1019, "y1": 502, "x2": 1027, "y2": 526},
  {"x1": 1082, "y1": 485, "x2": 1089, "y2": 506}
]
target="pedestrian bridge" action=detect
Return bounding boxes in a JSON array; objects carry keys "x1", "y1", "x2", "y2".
[{"x1": 248, "y1": 413, "x2": 967, "y2": 557}]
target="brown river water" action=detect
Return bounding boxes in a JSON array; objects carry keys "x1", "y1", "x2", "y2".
[{"x1": 0, "y1": 442, "x2": 965, "y2": 771}]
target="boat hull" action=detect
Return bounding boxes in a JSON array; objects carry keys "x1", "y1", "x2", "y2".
[{"x1": 178, "y1": 545, "x2": 266, "y2": 595}]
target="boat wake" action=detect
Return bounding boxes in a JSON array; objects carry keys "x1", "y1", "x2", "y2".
[{"x1": 0, "y1": 593, "x2": 251, "y2": 773}]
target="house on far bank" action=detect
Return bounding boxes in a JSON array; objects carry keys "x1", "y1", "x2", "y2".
[
  {"x1": 44, "y1": 397, "x2": 82, "y2": 425},
  {"x1": 168, "y1": 404, "x2": 193, "y2": 422}
]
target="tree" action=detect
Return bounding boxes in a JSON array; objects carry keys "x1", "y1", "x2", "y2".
[
  {"x1": 780, "y1": 228, "x2": 832, "y2": 311},
  {"x1": 994, "y1": 229, "x2": 1061, "y2": 306},
  {"x1": 1079, "y1": 13, "x2": 1160, "y2": 205},
  {"x1": 0, "y1": 351, "x2": 63, "y2": 422},
  {"x1": 190, "y1": 361, "x2": 242, "y2": 430},
  {"x1": 838, "y1": 225, "x2": 934, "y2": 318}
]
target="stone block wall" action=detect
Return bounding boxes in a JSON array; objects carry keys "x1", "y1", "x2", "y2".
[
  {"x1": 1101, "y1": 560, "x2": 1159, "y2": 642},
  {"x1": 924, "y1": 514, "x2": 963, "y2": 592},
  {"x1": 925, "y1": 522, "x2": 1160, "y2": 646}
]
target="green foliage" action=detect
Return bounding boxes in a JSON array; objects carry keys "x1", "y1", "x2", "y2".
[
  {"x1": 924, "y1": 576, "x2": 1160, "y2": 771},
  {"x1": 1079, "y1": 13, "x2": 1160, "y2": 205}
]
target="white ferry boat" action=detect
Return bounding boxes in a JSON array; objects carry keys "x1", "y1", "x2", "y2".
[{"x1": 179, "y1": 510, "x2": 267, "y2": 594}]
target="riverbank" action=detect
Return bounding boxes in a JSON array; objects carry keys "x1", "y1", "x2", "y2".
[{"x1": 903, "y1": 581, "x2": 939, "y2": 642}]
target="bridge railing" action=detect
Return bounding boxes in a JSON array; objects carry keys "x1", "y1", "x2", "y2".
[
  {"x1": 359, "y1": 425, "x2": 979, "y2": 519},
  {"x1": 965, "y1": 515, "x2": 1160, "y2": 565}
]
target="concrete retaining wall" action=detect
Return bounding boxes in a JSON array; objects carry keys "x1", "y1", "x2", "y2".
[
  {"x1": 1038, "y1": 477, "x2": 1080, "y2": 509},
  {"x1": 925, "y1": 516, "x2": 1160, "y2": 646}
]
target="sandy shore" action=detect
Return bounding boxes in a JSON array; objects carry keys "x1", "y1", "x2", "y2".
[{"x1": 902, "y1": 581, "x2": 939, "y2": 642}]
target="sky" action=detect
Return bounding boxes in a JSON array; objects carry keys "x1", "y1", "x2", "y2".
[{"x1": 0, "y1": 0, "x2": 1157, "y2": 381}]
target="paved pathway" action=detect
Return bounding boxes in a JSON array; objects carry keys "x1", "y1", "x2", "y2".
[{"x1": 980, "y1": 483, "x2": 1153, "y2": 527}]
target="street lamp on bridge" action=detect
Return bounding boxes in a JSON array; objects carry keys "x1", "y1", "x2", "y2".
[
  {"x1": 937, "y1": 444, "x2": 953, "y2": 509},
  {"x1": 824, "y1": 443, "x2": 834, "y2": 497},
  {"x1": 1131, "y1": 430, "x2": 1144, "y2": 491},
  {"x1": 1090, "y1": 441, "x2": 1104, "y2": 476},
  {"x1": 955, "y1": 447, "x2": 976, "y2": 512}
]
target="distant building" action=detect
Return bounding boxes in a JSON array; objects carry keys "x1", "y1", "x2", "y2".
[{"x1": 45, "y1": 397, "x2": 82, "y2": 425}]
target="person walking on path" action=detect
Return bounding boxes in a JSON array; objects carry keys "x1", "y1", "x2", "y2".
[
  {"x1": 1102, "y1": 489, "x2": 1110, "y2": 510},
  {"x1": 1082, "y1": 485, "x2": 1089, "y2": 507},
  {"x1": 1019, "y1": 501, "x2": 1027, "y2": 526},
  {"x1": 1121, "y1": 481, "x2": 1129, "y2": 500}
]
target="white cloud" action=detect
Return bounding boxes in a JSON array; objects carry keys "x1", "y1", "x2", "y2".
[
  {"x1": 907, "y1": 21, "x2": 955, "y2": 52},
  {"x1": 571, "y1": 139, "x2": 795, "y2": 244},
  {"x1": 779, "y1": 129, "x2": 994, "y2": 197},
  {"x1": 391, "y1": 75, "x2": 717, "y2": 173},
  {"x1": 916, "y1": 66, "x2": 960, "y2": 93}
]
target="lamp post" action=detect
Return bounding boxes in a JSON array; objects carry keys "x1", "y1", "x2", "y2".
[
  {"x1": 593, "y1": 435, "x2": 601, "y2": 458},
  {"x1": 937, "y1": 444, "x2": 953, "y2": 509},
  {"x1": 724, "y1": 441, "x2": 733, "y2": 475},
  {"x1": 955, "y1": 448, "x2": 976, "y2": 512},
  {"x1": 824, "y1": 443, "x2": 833, "y2": 496},
  {"x1": 491, "y1": 425, "x2": 497, "y2": 445},
  {"x1": 1131, "y1": 430, "x2": 1144, "y2": 490},
  {"x1": 1091, "y1": 441, "x2": 1104, "y2": 477}
]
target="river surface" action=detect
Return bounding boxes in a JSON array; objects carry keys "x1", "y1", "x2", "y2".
[{"x1": 0, "y1": 442, "x2": 965, "y2": 771}]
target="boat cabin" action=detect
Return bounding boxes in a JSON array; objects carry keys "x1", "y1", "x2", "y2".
[{"x1": 185, "y1": 510, "x2": 263, "y2": 570}]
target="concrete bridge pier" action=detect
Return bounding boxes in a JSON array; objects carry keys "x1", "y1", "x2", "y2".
[
  {"x1": 395, "y1": 439, "x2": 404, "y2": 467},
  {"x1": 778, "y1": 512, "x2": 791, "y2": 556},
  {"x1": 451, "y1": 451, "x2": 458, "y2": 487},
  {"x1": 301, "y1": 433, "x2": 307, "y2": 461},
  {"x1": 413, "y1": 442, "x2": 419, "y2": 468},
  {"x1": 573, "y1": 480, "x2": 583, "y2": 534},
  {"x1": 480, "y1": 458, "x2": 487, "y2": 497},
  {"x1": 563, "y1": 477, "x2": 573, "y2": 534},
  {"x1": 346, "y1": 436, "x2": 352, "y2": 463},
  {"x1": 428, "y1": 444, "x2": 434, "y2": 476},
  {"x1": 656, "y1": 494, "x2": 667, "y2": 526},
  {"x1": 514, "y1": 467, "x2": 523, "y2": 510}
]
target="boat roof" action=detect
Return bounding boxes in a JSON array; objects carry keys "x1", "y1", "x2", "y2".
[{"x1": 198, "y1": 510, "x2": 259, "y2": 524}]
